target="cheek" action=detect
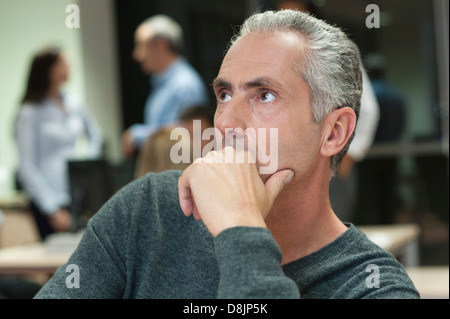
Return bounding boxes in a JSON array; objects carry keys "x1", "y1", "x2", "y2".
[
  {"x1": 61, "y1": 66, "x2": 69, "y2": 78},
  {"x1": 50, "y1": 68, "x2": 60, "y2": 83},
  {"x1": 277, "y1": 123, "x2": 322, "y2": 169},
  {"x1": 146, "y1": 48, "x2": 159, "y2": 63}
]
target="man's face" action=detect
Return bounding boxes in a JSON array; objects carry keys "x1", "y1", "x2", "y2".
[
  {"x1": 213, "y1": 31, "x2": 323, "y2": 182},
  {"x1": 132, "y1": 24, "x2": 159, "y2": 74}
]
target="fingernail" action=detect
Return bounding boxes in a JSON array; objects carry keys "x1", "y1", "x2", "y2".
[{"x1": 285, "y1": 171, "x2": 294, "y2": 184}]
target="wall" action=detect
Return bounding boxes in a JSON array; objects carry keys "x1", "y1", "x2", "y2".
[
  {"x1": 78, "y1": 0, "x2": 122, "y2": 164},
  {"x1": 0, "y1": 0, "x2": 122, "y2": 197}
]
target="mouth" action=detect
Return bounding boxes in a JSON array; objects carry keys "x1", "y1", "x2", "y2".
[{"x1": 219, "y1": 129, "x2": 279, "y2": 175}]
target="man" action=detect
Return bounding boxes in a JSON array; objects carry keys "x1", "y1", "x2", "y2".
[
  {"x1": 276, "y1": 0, "x2": 380, "y2": 223},
  {"x1": 35, "y1": 10, "x2": 418, "y2": 299},
  {"x1": 122, "y1": 14, "x2": 209, "y2": 157}
]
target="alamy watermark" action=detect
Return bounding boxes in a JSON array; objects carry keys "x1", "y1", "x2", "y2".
[
  {"x1": 65, "y1": 264, "x2": 80, "y2": 288},
  {"x1": 65, "y1": 4, "x2": 80, "y2": 29},
  {"x1": 366, "y1": 4, "x2": 380, "y2": 29},
  {"x1": 169, "y1": 120, "x2": 279, "y2": 174},
  {"x1": 64, "y1": 262, "x2": 380, "y2": 290},
  {"x1": 64, "y1": 4, "x2": 382, "y2": 30},
  {"x1": 365, "y1": 264, "x2": 380, "y2": 288}
]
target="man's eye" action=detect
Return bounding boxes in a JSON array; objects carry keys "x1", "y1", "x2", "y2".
[
  {"x1": 260, "y1": 92, "x2": 276, "y2": 103},
  {"x1": 218, "y1": 92, "x2": 232, "y2": 103}
]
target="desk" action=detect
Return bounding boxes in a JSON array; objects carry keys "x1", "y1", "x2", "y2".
[
  {"x1": 0, "y1": 224, "x2": 424, "y2": 275},
  {"x1": 0, "y1": 192, "x2": 29, "y2": 210},
  {"x1": 406, "y1": 266, "x2": 449, "y2": 299},
  {"x1": 0, "y1": 242, "x2": 71, "y2": 275},
  {"x1": 358, "y1": 224, "x2": 420, "y2": 266},
  {"x1": 0, "y1": 231, "x2": 82, "y2": 275}
]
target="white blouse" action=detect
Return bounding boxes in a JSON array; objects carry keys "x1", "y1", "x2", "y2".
[{"x1": 16, "y1": 94, "x2": 102, "y2": 215}]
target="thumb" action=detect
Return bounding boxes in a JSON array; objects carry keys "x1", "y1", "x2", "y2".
[{"x1": 264, "y1": 169, "x2": 294, "y2": 204}]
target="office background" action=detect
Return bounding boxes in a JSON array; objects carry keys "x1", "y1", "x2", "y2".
[{"x1": 0, "y1": 0, "x2": 448, "y2": 265}]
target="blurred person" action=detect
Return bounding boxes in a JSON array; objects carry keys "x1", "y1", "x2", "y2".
[
  {"x1": 178, "y1": 105, "x2": 215, "y2": 152},
  {"x1": 357, "y1": 53, "x2": 407, "y2": 224},
  {"x1": 134, "y1": 126, "x2": 191, "y2": 178},
  {"x1": 364, "y1": 53, "x2": 405, "y2": 142},
  {"x1": 122, "y1": 14, "x2": 209, "y2": 158},
  {"x1": 0, "y1": 276, "x2": 42, "y2": 299},
  {"x1": 15, "y1": 46, "x2": 102, "y2": 240},
  {"x1": 134, "y1": 105, "x2": 214, "y2": 178},
  {"x1": 178, "y1": 105, "x2": 215, "y2": 133},
  {"x1": 277, "y1": 0, "x2": 320, "y2": 16},
  {"x1": 329, "y1": 68, "x2": 380, "y2": 222},
  {"x1": 277, "y1": 0, "x2": 380, "y2": 222},
  {"x1": 36, "y1": 10, "x2": 417, "y2": 299}
]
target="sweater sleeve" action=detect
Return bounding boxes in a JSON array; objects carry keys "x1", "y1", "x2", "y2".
[
  {"x1": 214, "y1": 227, "x2": 300, "y2": 299},
  {"x1": 33, "y1": 177, "x2": 141, "y2": 299},
  {"x1": 34, "y1": 220, "x2": 127, "y2": 299}
]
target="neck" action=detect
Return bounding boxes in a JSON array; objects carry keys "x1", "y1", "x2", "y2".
[
  {"x1": 47, "y1": 84, "x2": 61, "y2": 101},
  {"x1": 156, "y1": 54, "x2": 179, "y2": 75},
  {"x1": 265, "y1": 165, "x2": 348, "y2": 265}
]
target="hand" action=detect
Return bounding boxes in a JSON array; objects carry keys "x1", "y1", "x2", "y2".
[
  {"x1": 49, "y1": 208, "x2": 72, "y2": 232},
  {"x1": 121, "y1": 129, "x2": 136, "y2": 158},
  {"x1": 178, "y1": 147, "x2": 294, "y2": 237}
]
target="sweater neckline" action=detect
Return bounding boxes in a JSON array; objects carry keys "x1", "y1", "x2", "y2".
[{"x1": 281, "y1": 223, "x2": 361, "y2": 276}]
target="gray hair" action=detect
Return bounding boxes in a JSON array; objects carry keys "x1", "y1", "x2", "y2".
[
  {"x1": 229, "y1": 10, "x2": 363, "y2": 171},
  {"x1": 143, "y1": 14, "x2": 183, "y2": 54}
]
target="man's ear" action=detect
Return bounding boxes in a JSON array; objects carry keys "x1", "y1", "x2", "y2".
[
  {"x1": 320, "y1": 107, "x2": 357, "y2": 157},
  {"x1": 154, "y1": 37, "x2": 171, "y2": 52}
]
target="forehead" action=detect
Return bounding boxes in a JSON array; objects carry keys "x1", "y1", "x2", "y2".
[
  {"x1": 219, "y1": 31, "x2": 306, "y2": 82},
  {"x1": 135, "y1": 23, "x2": 154, "y2": 42}
]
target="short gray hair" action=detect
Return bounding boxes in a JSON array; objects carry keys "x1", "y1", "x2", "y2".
[
  {"x1": 230, "y1": 10, "x2": 363, "y2": 171},
  {"x1": 143, "y1": 14, "x2": 183, "y2": 54}
]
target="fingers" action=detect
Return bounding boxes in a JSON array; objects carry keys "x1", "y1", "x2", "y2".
[
  {"x1": 192, "y1": 200, "x2": 201, "y2": 221},
  {"x1": 178, "y1": 169, "x2": 193, "y2": 217},
  {"x1": 264, "y1": 169, "x2": 294, "y2": 204},
  {"x1": 178, "y1": 149, "x2": 293, "y2": 228}
]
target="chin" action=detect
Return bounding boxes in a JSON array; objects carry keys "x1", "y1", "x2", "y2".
[
  {"x1": 259, "y1": 173, "x2": 271, "y2": 184},
  {"x1": 142, "y1": 64, "x2": 155, "y2": 74}
]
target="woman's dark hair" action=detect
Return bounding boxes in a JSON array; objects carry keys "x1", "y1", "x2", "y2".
[{"x1": 21, "y1": 46, "x2": 62, "y2": 104}]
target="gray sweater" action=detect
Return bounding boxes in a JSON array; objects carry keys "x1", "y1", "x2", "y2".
[{"x1": 35, "y1": 170, "x2": 419, "y2": 299}]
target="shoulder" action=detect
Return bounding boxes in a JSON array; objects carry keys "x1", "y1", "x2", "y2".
[
  {"x1": 289, "y1": 224, "x2": 419, "y2": 299},
  {"x1": 63, "y1": 93, "x2": 85, "y2": 112},
  {"x1": 138, "y1": 170, "x2": 183, "y2": 211},
  {"x1": 88, "y1": 170, "x2": 184, "y2": 233},
  {"x1": 100, "y1": 169, "x2": 181, "y2": 212},
  {"x1": 171, "y1": 60, "x2": 205, "y2": 88},
  {"x1": 334, "y1": 225, "x2": 419, "y2": 298},
  {"x1": 16, "y1": 104, "x2": 41, "y2": 125},
  {"x1": 19, "y1": 103, "x2": 39, "y2": 116},
  {"x1": 63, "y1": 93, "x2": 83, "y2": 104}
]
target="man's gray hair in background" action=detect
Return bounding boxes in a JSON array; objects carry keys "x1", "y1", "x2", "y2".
[
  {"x1": 229, "y1": 10, "x2": 363, "y2": 171},
  {"x1": 143, "y1": 14, "x2": 184, "y2": 54}
]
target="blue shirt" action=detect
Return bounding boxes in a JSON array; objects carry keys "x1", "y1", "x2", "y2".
[
  {"x1": 16, "y1": 94, "x2": 102, "y2": 215},
  {"x1": 130, "y1": 58, "x2": 209, "y2": 146},
  {"x1": 371, "y1": 79, "x2": 405, "y2": 142}
]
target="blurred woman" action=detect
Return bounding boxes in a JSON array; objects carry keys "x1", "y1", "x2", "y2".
[
  {"x1": 134, "y1": 106, "x2": 214, "y2": 178},
  {"x1": 15, "y1": 46, "x2": 102, "y2": 240},
  {"x1": 134, "y1": 125, "x2": 192, "y2": 178}
]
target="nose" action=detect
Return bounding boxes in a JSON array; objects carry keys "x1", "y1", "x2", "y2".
[{"x1": 214, "y1": 98, "x2": 248, "y2": 136}]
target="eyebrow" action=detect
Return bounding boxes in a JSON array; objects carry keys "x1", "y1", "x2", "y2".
[
  {"x1": 212, "y1": 77, "x2": 231, "y2": 91},
  {"x1": 212, "y1": 77, "x2": 283, "y2": 92}
]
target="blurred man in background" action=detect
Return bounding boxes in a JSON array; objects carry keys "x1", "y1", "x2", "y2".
[{"x1": 121, "y1": 14, "x2": 209, "y2": 158}]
